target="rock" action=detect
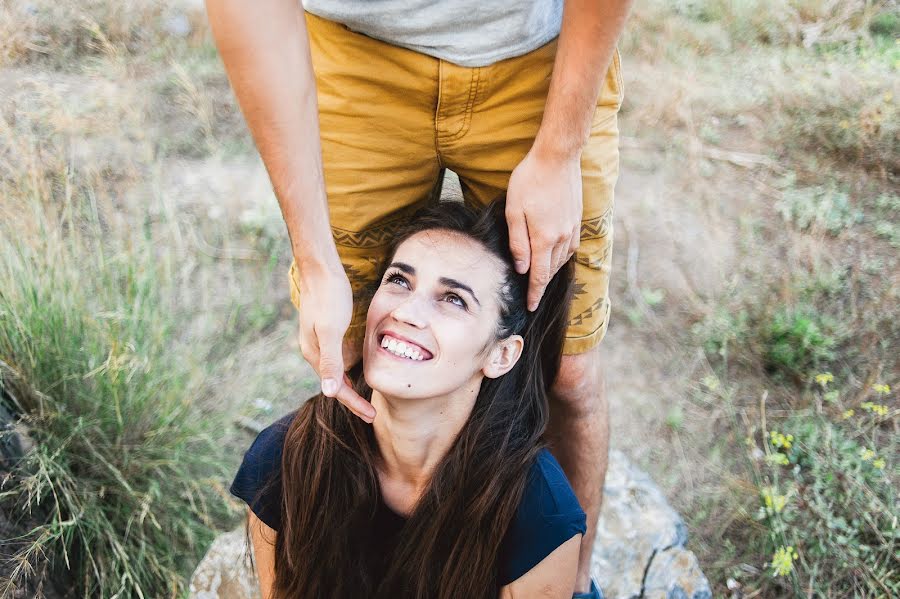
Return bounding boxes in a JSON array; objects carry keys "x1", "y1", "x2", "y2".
[
  {"x1": 643, "y1": 547, "x2": 711, "y2": 599},
  {"x1": 0, "y1": 399, "x2": 68, "y2": 599},
  {"x1": 0, "y1": 400, "x2": 26, "y2": 470},
  {"x1": 189, "y1": 528, "x2": 259, "y2": 599},
  {"x1": 189, "y1": 450, "x2": 710, "y2": 598},
  {"x1": 591, "y1": 450, "x2": 711, "y2": 599}
]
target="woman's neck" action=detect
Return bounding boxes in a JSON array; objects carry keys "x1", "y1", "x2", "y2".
[{"x1": 371, "y1": 379, "x2": 481, "y2": 508}]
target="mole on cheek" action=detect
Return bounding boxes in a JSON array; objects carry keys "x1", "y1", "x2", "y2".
[{"x1": 407, "y1": 384, "x2": 411, "y2": 388}]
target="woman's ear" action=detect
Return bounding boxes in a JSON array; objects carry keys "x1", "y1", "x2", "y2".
[{"x1": 482, "y1": 334, "x2": 524, "y2": 379}]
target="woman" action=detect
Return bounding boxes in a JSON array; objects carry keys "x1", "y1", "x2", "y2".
[{"x1": 230, "y1": 199, "x2": 602, "y2": 598}]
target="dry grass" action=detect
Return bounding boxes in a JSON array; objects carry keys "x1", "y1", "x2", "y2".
[
  {"x1": 611, "y1": 2, "x2": 899, "y2": 595},
  {"x1": 1, "y1": 0, "x2": 897, "y2": 595}
]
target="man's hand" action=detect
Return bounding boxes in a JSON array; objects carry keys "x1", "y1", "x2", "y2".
[
  {"x1": 296, "y1": 264, "x2": 375, "y2": 423},
  {"x1": 506, "y1": 148, "x2": 583, "y2": 311}
]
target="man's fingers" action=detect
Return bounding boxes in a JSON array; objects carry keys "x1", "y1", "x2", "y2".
[
  {"x1": 298, "y1": 319, "x2": 319, "y2": 374},
  {"x1": 506, "y1": 208, "x2": 531, "y2": 275},
  {"x1": 316, "y1": 333, "x2": 375, "y2": 422},
  {"x1": 317, "y1": 327, "x2": 345, "y2": 397},
  {"x1": 336, "y1": 373, "x2": 375, "y2": 422},
  {"x1": 550, "y1": 240, "x2": 566, "y2": 277},
  {"x1": 527, "y1": 249, "x2": 552, "y2": 311}
]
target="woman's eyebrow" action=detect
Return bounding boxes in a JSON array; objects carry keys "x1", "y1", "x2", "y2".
[
  {"x1": 390, "y1": 261, "x2": 416, "y2": 275},
  {"x1": 389, "y1": 261, "x2": 481, "y2": 307},
  {"x1": 439, "y1": 277, "x2": 481, "y2": 307}
]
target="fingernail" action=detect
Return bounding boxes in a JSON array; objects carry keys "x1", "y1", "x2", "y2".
[
  {"x1": 515, "y1": 260, "x2": 526, "y2": 273},
  {"x1": 321, "y1": 378, "x2": 337, "y2": 395}
]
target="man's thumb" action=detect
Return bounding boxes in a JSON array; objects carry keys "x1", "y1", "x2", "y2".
[{"x1": 319, "y1": 339, "x2": 344, "y2": 397}]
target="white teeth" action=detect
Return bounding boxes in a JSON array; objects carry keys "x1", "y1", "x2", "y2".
[{"x1": 380, "y1": 335, "x2": 427, "y2": 361}]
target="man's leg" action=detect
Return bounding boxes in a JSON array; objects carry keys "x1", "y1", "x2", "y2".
[
  {"x1": 548, "y1": 347, "x2": 608, "y2": 593},
  {"x1": 445, "y1": 37, "x2": 624, "y2": 593}
]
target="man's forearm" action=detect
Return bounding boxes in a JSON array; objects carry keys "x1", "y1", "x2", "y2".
[
  {"x1": 533, "y1": 0, "x2": 633, "y2": 161},
  {"x1": 206, "y1": 0, "x2": 340, "y2": 272}
]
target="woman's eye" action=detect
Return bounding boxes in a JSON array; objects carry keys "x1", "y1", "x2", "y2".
[
  {"x1": 445, "y1": 293, "x2": 467, "y2": 309},
  {"x1": 386, "y1": 273, "x2": 409, "y2": 288}
]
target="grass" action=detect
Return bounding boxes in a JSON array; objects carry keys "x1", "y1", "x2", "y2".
[
  {"x1": 0, "y1": 3, "x2": 287, "y2": 594},
  {"x1": 621, "y1": 1, "x2": 899, "y2": 596},
  {"x1": 748, "y1": 389, "x2": 897, "y2": 597},
  {"x1": 0, "y1": 166, "x2": 243, "y2": 597},
  {"x1": 0, "y1": 0, "x2": 897, "y2": 596}
]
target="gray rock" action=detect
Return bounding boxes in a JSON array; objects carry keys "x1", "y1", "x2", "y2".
[
  {"x1": 190, "y1": 450, "x2": 710, "y2": 598},
  {"x1": 643, "y1": 547, "x2": 711, "y2": 599},
  {"x1": 591, "y1": 450, "x2": 711, "y2": 599},
  {"x1": 189, "y1": 528, "x2": 259, "y2": 599}
]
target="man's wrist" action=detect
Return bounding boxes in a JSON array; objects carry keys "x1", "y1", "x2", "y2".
[
  {"x1": 531, "y1": 131, "x2": 585, "y2": 164},
  {"x1": 295, "y1": 245, "x2": 343, "y2": 281}
]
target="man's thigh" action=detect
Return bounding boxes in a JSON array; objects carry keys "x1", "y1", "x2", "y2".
[
  {"x1": 289, "y1": 12, "x2": 443, "y2": 343},
  {"x1": 449, "y1": 42, "x2": 625, "y2": 355}
]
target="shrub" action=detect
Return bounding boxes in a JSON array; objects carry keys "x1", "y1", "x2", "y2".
[
  {"x1": 775, "y1": 177, "x2": 863, "y2": 235},
  {"x1": 0, "y1": 188, "x2": 239, "y2": 596},
  {"x1": 761, "y1": 307, "x2": 838, "y2": 379},
  {"x1": 693, "y1": 307, "x2": 750, "y2": 362},
  {"x1": 750, "y1": 399, "x2": 897, "y2": 596}
]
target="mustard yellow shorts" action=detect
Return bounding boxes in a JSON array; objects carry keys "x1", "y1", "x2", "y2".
[{"x1": 289, "y1": 12, "x2": 624, "y2": 355}]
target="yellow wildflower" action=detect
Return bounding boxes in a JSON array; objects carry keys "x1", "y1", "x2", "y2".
[
  {"x1": 770, "y1": 431, "x2": 794, "y2": 450},
  {"x1": 839, "y1": 120, "x2": 850, "y2": 129},
  {"x1": 873, "y1": 458, "x2": 886, "y2": 470},
  {"x1": 860, "y1": 448, "x2": 876, "y2": 462},
  {"x1": 815, "y1": 372, "x2": 834, "y2": 387},
  {"x1": 872, "y1": 383, "x2": 890, "y2": 395},
  {"x1": 771, "y1": 546, "x2": 799, "y2": 577},
  {"x1": 861, "y1": 402, "x2": 889, "y2": 417},
  {"x1": 762, "y1": 488, "x2": 788, "y2": 513},
  {"x1": 841, "y1": 409, "x2": 855, "y2": 419}
]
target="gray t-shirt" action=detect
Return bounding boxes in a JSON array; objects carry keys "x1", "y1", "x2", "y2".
[{"x1": 301, "y1": 0, "x2": 563, "y2": 67}]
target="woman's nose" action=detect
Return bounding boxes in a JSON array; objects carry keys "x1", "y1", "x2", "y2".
[{"x1": 390, "y1": 293, "x2": 428, "y2": 328}]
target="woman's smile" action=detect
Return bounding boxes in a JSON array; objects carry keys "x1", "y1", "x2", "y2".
[{"x1": 377, "y1": 332, "x2": 433, "y2": 362}]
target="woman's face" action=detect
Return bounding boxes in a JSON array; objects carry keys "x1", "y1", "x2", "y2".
[{"x1": 363, "y1": 229, "x2": 519, "y2": 400}]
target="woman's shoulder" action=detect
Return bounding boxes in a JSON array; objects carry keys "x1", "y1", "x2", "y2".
[
  {"x1": 498, "y1": 448, "x2": 587, "y2": 585},
  {"x1": 526, "y1": 448, "x2": 586, "y2": 519},
  {"x1": 228, "y1": 410, "x2": 298, "y2": 531}
]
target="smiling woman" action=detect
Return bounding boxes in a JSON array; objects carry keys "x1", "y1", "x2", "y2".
[{"x1": 230, "y1": 200, "x2": 581, "y2": 599}]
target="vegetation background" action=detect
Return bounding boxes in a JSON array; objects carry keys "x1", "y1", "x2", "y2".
[{"x1": 0, "y1": 0, "x2": 897, "y2": 597}]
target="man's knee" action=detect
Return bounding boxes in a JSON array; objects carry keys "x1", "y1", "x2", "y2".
[{"x1": 550, "y1": 345, "x2": 607, "y2": 420}]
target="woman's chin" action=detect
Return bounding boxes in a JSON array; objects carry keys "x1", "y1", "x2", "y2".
[{"x1": 363, "y1": 363, "x2": 412, "y2": 398}]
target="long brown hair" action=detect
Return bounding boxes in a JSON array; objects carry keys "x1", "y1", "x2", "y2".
[{"x1": 265, "y1": 199, "x2": 573, "y2": 598}]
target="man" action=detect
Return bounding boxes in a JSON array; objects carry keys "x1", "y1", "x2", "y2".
[{"x1": 206, "y1": 1, "x2": 632, "y2": 595}]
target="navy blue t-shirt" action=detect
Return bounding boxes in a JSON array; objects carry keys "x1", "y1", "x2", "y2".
[{"x1": 230, "y1": 410, "x2": 586, "y2": 586}]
